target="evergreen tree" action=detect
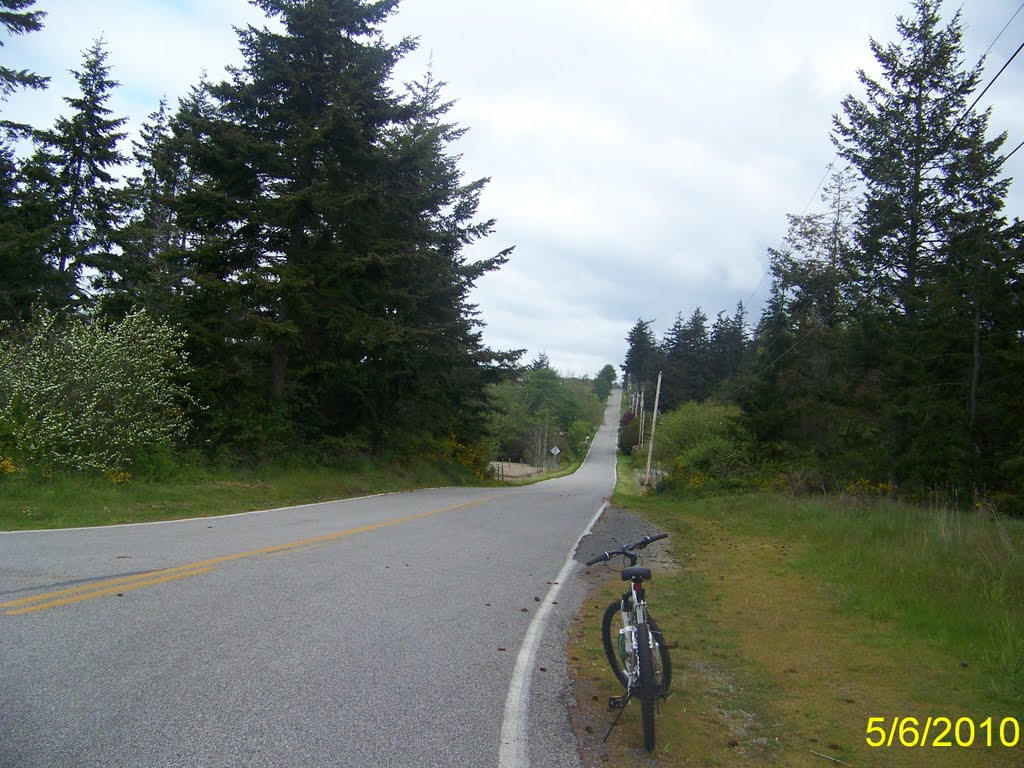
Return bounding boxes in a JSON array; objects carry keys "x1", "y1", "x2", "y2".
[
  {"x1": 708, "y1": 302, "x2": 749, "y2": 388},
  {"x1": 117, "y1": 83, "x2": 217, "y2": 320},
  {"x1": 113, "y1": 98, "x2": 180, "y2": 316},
  {"x1": 361, "y1": 66, "x2": 514, "y2": 445},
  {"x1": 0, "y1": 0, "x2": 48, "y2": 128},
  {"x1": 621, "y1": 318, "x2": 660, "y2": 395},
  {"x1": 594, "y1": 363, "x2": 616, "y2": 400},
  {"x1": 0, "y1": 0, "x2": 49, "y2": 320},
  {"x1": 175, "y1": 0, "x2": 414, "y2": 450},
  {"x1": 833, "y1": 0, "x2": 976, "y2": 316},
  {"x1": 743, "y1": 166, "x2": 889, "y2": 473},
  {"x1": 529, "y1": 352, "x2": 551, "y2": 371},
  {"x1": 21, "y1": 38, "x2": 127, "y2": 307},
  {"x1": 0, "y1": 144, "x2": 55, "y2": 321},
  {"x1": 661, "y1": 308, "x2": 709, "y2": 408},
  {"x1": 832, "y1": 0, "x2": 1018, "y2": 493},
  {"x1": 176, "y1": 0, "x2": 512, "y2": 454}
]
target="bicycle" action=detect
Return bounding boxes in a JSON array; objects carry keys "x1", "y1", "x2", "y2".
[{"x1": 586, "y1": 532, "x2": 674, "y2": 752}]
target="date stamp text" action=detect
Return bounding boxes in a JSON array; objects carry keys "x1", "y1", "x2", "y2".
[{"x1": 866, "y1": 716, "x2": 1022, "y2": 748}]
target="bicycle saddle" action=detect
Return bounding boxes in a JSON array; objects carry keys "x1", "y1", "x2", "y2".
[{"x1": 621, "y1": 566, "x2": 651, "y2": 581}]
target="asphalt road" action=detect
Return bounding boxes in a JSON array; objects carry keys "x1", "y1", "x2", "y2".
[{"x1": 0, "y1": 395, "x2": 623, "y2": 768}]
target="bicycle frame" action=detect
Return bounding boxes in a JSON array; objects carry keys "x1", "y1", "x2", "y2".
[{"x1": 617, "y1": 577, "x2": 650, "y2": 687}]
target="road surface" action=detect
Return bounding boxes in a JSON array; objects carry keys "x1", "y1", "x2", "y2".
[{"x1": 0, "y1": 395, "x2": 623, "y2": 768}]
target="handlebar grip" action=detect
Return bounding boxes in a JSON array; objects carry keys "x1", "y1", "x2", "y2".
[
  {"x1": 585, "y1": 552, "x2": 608, "y2": 566},
  {"x1": 649, "y1": 533, "x2": 669, "y2": 542}
]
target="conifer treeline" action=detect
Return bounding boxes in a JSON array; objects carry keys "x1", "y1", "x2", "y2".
[
  {"x1": 624, "y1": 0, "x2": 1024, "y2": 510},
  {"x1": 0, "y1": 0, "x2": 517, "y2": 460}
]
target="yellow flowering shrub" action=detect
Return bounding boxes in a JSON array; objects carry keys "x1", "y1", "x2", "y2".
[
  {"x1": 843, "y1": 478, "x2": 895, "y2": 498},
  {"x1": 104, "y1": 468, "x2": 132, "y2": 485}
]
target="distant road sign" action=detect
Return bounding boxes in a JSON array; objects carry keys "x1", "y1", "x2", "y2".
[{"x1": 550, "y1": 446, "x2": 560, "y2": 456}]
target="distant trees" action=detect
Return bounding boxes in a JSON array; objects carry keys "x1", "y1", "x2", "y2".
[
  {"x1": 593, "y1": 363, "x2": 617, "y2": 401},
  {"x1": 621, "y1": 305, "x2": 751, "y2": 412},
  {"x1": 489, "y1": 361, "x2": 603, "y2": 466},
  {"x1": 621, "y1": 319, "x2": 661, "y2": 394}
]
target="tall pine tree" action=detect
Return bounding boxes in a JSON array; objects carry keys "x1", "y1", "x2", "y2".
[
  {"x1": 621, "y1": 319, "x2": 661, "y2": 397},
  {"x1": 0, "y1": 0, "x2": 49, "y2": 322},
  {"x1": 20, "y1": 38, "x2": 126, "y2": 308},
  {"x1": 832, "y1": 0, "x2": 1019, "y2": 494},
  {"x1": 176, "y1": 0, "x2": 512, "y2": 454}
]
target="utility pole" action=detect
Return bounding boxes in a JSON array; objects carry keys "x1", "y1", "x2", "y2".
[
  {"x1": 644, "y1": 371, "x2": 663, "y2": 487},
  {"x1": 637, "y1": 389, "x2": 645, "y2": 446}
]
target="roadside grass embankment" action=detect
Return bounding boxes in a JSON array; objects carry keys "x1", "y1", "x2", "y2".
[
  {"x1": 0, "y1": 454, "x2": 588, "y2": 531},
  {"x1": 0, "y1": 460, "x2": 484, "y2": 530},
  {"x1": 570, "y1": 457, "x2": 1024, "y2": 767}
]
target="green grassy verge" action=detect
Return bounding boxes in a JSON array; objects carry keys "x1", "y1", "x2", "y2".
[
  {"x1": 721, "y1": 492, "x2": 1024, "y2": 705},
  {"x1": 570, "y1": 456, "x2": 1024, "y2": 766},
  {"x1": 0, "y1": 460, "x2": 484, "y2": 530},
  {"x1": 0, "y1": 452, "x2": 587, "y2": 531}
]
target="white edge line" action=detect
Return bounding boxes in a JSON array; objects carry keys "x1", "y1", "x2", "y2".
[{"x1": 498, "y1": 500, "x2": 608, "y2": 768}]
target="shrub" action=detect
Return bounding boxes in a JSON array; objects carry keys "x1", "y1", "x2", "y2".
[
  {"x1": 0, "y1": 308, "x2": 196, "y2": 474},
  {"x1": 654, "y1": 402, "x2": 756, "y2": 494},
  {"x1": 618, "y1": 411, "x2": 640, "y2": 454}
]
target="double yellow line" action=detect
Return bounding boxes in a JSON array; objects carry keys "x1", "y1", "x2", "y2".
[{"x1": 2, "y1": 494, "x2": 499, "y2": 616}]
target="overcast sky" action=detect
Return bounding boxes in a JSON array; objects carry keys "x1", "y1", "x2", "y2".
[{"x1": 3, "y1": 0, "x2": 1023, "y2": 376}]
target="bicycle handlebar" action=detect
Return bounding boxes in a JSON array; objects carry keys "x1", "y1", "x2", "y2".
[{"x1": 584, "y1": 532, "x2": 669, "y2": 566}]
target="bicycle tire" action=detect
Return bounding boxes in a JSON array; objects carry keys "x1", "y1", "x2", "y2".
[
  {"x1": 636, "y1": 623, "x2": 657, "y2": 752},
  {"x1": 601, "y1": 600, "x2": 672, "y2": 692}
]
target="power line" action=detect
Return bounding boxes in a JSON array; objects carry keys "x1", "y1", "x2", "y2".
[
  {"x1": 1004, "y1": 137, "x2": 1024, "y2": 162},
  {"x1": 800, "y1": 160, "x2": 836, "y2": 217},
  {"x1": 981, "y1": 0, "x2": 1024, "y2": 60},
  {"x1": 951, "y1": 38, "x2": 1024, "y2": 140}
]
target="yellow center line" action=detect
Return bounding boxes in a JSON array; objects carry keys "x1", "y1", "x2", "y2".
[
  {"x1": 2, "y1": 494, "x2": 500, "y2": 616},
  {"x1": 5, "y1": 568, "x2": 216, "y2": 615}
]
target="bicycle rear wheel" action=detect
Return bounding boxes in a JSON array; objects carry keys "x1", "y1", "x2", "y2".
[
  {"x1": 601, "y1": 600, "x2": 672, "y2": 691},
  {"x1": 636, "y1": 623, "x2": 657, "y2": 752}
]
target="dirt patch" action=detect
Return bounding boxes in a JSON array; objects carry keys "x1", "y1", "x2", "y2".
[
  {"x1": 569, "y1": 504, "x2": 1016, "y2": 767},
  {"x1": 490, "y1": 461, "x2": 542, "y2": 479}
]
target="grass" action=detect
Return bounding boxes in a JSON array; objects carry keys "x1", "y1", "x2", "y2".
[
  {"x1": 0, "y1": 451, "x2": 589, "y2": 531},
  {"x1": 569, "y1": 456, "x2": 1024, "y2": 766},
  {"x1": 745, "y1": 494, "x2": 1024, "y2": 705},
  {"x1": 0, "y1": 459, "x2": 486, "y2": 530}
]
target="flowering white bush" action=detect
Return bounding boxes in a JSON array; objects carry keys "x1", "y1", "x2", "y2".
[{"x1": 0, "y1": 309, "x2": 195, "y2": 473}]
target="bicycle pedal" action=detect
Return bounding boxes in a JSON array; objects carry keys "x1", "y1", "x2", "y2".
[{"x1": 608, "y1": 696, "x2": 627, "y2": 710}]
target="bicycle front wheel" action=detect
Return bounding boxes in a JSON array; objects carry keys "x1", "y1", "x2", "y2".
[
  {"x1": 601, "y1": 601, "x2": 672, "y2": 692},
  {"x1": 636, "y1": 623, "x2": 657, "y2": 752}
]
